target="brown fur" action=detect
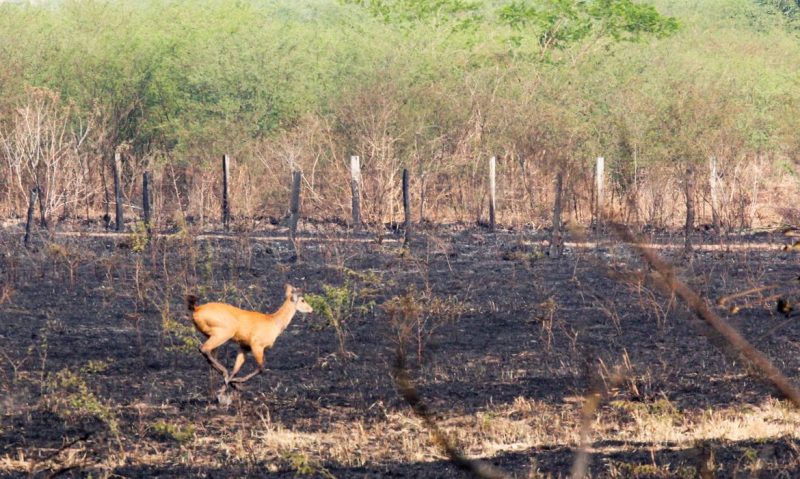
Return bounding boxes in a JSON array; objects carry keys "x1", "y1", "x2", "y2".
[{"x1": 187, "y1": 284, "x2": 313, "y2": 388}]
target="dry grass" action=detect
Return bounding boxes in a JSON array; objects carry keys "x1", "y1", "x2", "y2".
[{"x1": 6, "y1": 394, "x2": 796, "y2": 476}]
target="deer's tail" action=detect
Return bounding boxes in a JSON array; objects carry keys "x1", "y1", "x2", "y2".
[{"x1": 186, "y1": 294, "x2": 199, "y2": 312}]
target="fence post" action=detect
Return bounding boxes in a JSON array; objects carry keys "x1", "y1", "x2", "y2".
[
  {"x1": 142, "y1": 171, "x2": 152, "y2": 237},
  {"x1": 709, "y1": 156, "x2": 720, "y2": 235},
  {"x1": 549, "y1": 172, "x2": 564, "y2": 258},
  {"x1": 222, "y1": 154, "x2": 231, "y2": 230},
  {"x1": 113, "y1": 152, "x2": 124, "y2": 231},
  {"x1": 289, "y1": 169, "x2": 302, "y2": 258},
  {"x1": 24, "y1": 187, "x2": 38, "y2": 247},
  {"x1": 419, "y1": 169, "x2": 426, "y2": 224},
  {"x1": 488, "y1": 156, "x2": 497, "y2": 231},
  {"x1": 350, "y1": 155, "x2": 362, "y2": 231},
  {"x1": 402, "y1": 168, "x2": 411, "y2": 248},
  {"x1": 685, "y1": 166, "x2": 695, "y2": 252},
  {"x1": 595, "y1": 156, "x2": 604, "y2": 228}
]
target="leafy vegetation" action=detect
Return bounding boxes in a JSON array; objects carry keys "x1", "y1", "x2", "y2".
[{"x1": 0, "y1": 0, "x2": 798, "y2": 228}]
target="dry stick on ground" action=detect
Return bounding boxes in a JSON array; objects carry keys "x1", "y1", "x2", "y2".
[
  {"x1": 716, "y1": 277, "x2": 800, "y2": 313},
  {"x1": 392, "y1": 353, "x2": 510, "y2": 479},
  {"x1": 611, "y1": 222, "x2": 800, "y2": 407},
  {"x1": 28, "y1": 430, "x2": 94, "y2": 477}
]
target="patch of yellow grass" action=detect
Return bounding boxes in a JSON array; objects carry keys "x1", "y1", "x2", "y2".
[
  {"x1": 605, "y1": 397, "x2": 800, "y2": 445},
  {"x1": 3, "y1": 395, "x2": 799, "y2": 475}
]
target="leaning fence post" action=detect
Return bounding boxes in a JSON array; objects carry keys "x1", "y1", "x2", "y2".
[
  {"x1": 402, "y1": 168, "x2": 411, "y2": 248},
  {"x1": 289, "y1": 169, "x2": 302, "y2": 258},
  {"x1": 489, "y1": 156, "x2": 497, "y2": 232},
  {"x1": 595, "y1": 156, "x2": 604, "y2": 228},
  {"x1": 113, "y1": 152, "x2": 124, "y2": 231},
  {"x1": 350, "y1": 155, "x2": 362, "y2": 231},
  {"x1": 24, "y1": 187, "x2": 38, "y2": 247},
  {"x1": 142, "y1": 172, "x2": 152, "y2": 237},
  {"x1": 222, "y1": 154, "x2": 231, "y2": 230}
]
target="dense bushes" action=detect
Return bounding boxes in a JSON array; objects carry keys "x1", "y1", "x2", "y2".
[{"x1": 1, "y1": 0, "x2": 799, "y2": 229}]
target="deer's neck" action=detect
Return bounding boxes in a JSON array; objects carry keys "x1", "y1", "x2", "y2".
[{"x1": 272, "y1": 299, "x2": 297, "y2": 331}]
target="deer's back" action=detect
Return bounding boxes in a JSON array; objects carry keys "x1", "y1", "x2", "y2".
[{"x1": 192, "y1": 303, "x2": 252, "y2": 338}]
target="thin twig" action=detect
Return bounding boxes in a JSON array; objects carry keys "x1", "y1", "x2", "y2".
[
  {"x1": 570, "y1": 366, "x2": 626, "y2": 479},
  {"x1": 392, "y1": 352, "x2": 510, "y2": 479}
]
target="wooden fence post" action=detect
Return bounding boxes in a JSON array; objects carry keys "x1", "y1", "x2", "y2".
[
  {"x1": 489, "y1": 156, "x2": 497, "y2": 231},
  {"x1": 685, "y1": 166, "x2": 695, "y2": 252},
  {"x1": 142, "y1": 172, "x2": 152, "y2": 237},
  {"x1": 222, "y1": 154, "x2": 231, "y2": 230},
  {"x1": 402, "y1": 168, "x2": 411, "y2": 248},
  {"x1": 112, "y1": 152, "x2": 124, "y2": 231},
  {"x1": 595, "y1": 156, "x2": 604, "y2": 228},
  {"x1": 419, "y1": 170, "x2": 426, "y2": 224},
  {"x1": 549, "y1": 172, "x2": 564, "y2": 258},
  {"x1": 709, "y1": 156, "x2": 720, "y2": 235},
  {"x1": 24, "y1": 187, "x2": 38, "y2": 247},
  {"x1": 289, "y1": 169, "x2": 302, "y2": 259},
  {"x1": 350, "y1": 155, "x2": 362, "y2": 231}
]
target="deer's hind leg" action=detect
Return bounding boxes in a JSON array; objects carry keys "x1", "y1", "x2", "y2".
[{"x1": 200, "y1": 332, "x2": 235, "y2": 381}]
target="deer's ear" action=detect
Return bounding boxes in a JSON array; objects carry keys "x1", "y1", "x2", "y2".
[{"x1": 285, "y1": 284, "x2": 293, "y2": 298}]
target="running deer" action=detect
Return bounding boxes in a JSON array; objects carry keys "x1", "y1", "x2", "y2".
[{"x1": 186, "y1": 284, "x2": 313, "y2": 391}]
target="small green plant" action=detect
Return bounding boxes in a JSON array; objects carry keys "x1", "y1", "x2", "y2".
[
  {"x1": 129, "y1": 221, "x2": 150, "y2": 252},
  {"x1": 80, "y1": 359, "x2": 111, "y2": 375},
  {"x1": 306, "y1": 285, "x2": 354, "y2": 357},
  {"x1": 305, "y1": 276, "x2": 375, "y2": 358},
  {"x1": 46, "y1": 367, "x2": 119, "y2": 437},
  {"x1": 150, "y1": 421, "x2": 195, "y2": 444},
  {"x1": 282, "y1": 451, "x2": 335, "y2": 478}
]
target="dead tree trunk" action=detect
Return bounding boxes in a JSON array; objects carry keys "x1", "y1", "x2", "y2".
[
  {"x1": 24, "y1": 187, "x2": 38, "y2": 247},
  {"x1": 36, "y1": 184, "x2": 47, "y2": 229}
]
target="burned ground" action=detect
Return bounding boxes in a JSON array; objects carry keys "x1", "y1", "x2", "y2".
[{"x1": 1, "y1": 224, "x2": 800, "y2": 478}]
